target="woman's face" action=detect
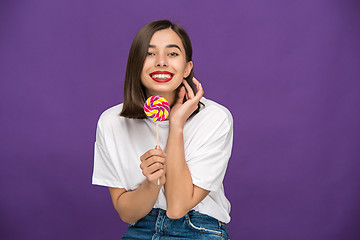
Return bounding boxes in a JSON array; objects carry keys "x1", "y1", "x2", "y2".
[{"x1": 141, "y1": 28, "x2": 193, "y2": 102}]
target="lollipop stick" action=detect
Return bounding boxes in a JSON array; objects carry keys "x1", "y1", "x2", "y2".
[
  {"x1": 156, "y1": 121, "x2": 160, "y2": 186},
  {"x1": 157, "y1": 122, "x2": 159, "y2": 147}
]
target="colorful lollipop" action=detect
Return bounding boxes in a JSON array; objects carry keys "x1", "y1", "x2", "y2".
[
  {"x1": 144, "y1": 95, "x2": 170, "y2": 185},
  {"x1": 144, "y1": 95, "x2": 170, "y2": 122}
]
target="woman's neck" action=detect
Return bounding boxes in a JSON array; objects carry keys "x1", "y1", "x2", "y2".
[{"x1": 146, "y1": 92, "x2": 176, "y2": 107}]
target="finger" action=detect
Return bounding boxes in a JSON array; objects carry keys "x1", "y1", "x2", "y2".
[
  {"x1": 182, "y1": 80, "x2": 195, "y2": 99},
  {"x1": 148, "y1": 169, "x2": 164, "y2": 182},
  {"x1": 140, "y1": 156, "x2": 166, "y2": 169},
  {"x1": 192, "y1": 77, "x2": 204, "y2": 101},
  {"x1": 192, "y1": 77, "x2": 202, "y2": 92},
  {"x1": 140, "y1": 161, "x2": 163, "y2": 173},
  {"x1": 176, "y1": 86, "x2": 186, "y2": 104},
  {"x1": 142, "y1": 162, "x2": 164, "y2": 176},
  {"x1": 183, "y1": 79, "x2": 195, "y2": 98},
  {"x1": 141, "y1": 162, "x2": 164, "y2": 176},
  {"x1": 158, "y1": 174, "x2": 166, "y2": 186},
  {"x1": 155, "y1": 146, "x2": 167, "y2": 156},
  {"x1": 140, "y1": 159, "x2": 165, "y2": 173},
  {"x1": 140, "y1": 149, "x2": 166, "y2": 162},
  {"x1": 155, "y1": 145, "x2": 167, "y2": 157}
]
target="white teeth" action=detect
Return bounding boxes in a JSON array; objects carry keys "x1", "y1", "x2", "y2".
[{"x1": 151, "y1": 74, "x2": 172, "y2": 79}]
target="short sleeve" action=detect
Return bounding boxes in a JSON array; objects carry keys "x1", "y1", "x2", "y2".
[
  {"x1": 92, "y1": 118, "x2": 125, "y2": 188},
  {"x1": 186, "y1": 114, "x2": 233, "y2": 192}
]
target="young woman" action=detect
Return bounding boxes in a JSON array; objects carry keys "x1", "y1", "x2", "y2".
[{"x1": 92, "y1": 20, "x2": 233, "y2": 239}]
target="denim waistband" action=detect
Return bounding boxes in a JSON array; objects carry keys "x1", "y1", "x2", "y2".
[{"x1": 147, "y1": 208, "x2": 227, "y2": 226}]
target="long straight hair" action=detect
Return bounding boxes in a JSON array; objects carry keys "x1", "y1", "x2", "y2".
[{"x1": 120, "y1": 20, "x2": 201, "y2": 119}]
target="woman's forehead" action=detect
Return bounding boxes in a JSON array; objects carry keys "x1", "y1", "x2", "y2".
[{"x1": 149, "y1": 29, "x2": 184, "y2": 50}]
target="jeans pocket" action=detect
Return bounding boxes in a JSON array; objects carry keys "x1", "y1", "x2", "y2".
[{"x1": 185, "y1": 212, "x2": 223, "y2": 237}]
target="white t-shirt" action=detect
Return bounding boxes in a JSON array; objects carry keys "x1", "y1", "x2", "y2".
[{"x1": 92, "y1": 97, "x2": 233, "y2": 223}]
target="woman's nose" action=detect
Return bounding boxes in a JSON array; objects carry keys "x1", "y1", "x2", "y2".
[{"x1": 156, "y1": 55, "x2": 168, "y2": 67}]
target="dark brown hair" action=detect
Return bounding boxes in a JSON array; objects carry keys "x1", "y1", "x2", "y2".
[{"x1": 120, "y1": 19, "x2": 202, "y2": 119}]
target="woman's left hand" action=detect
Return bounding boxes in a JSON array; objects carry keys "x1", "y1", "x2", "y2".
[{"x1": 169, "y1": 77, "x2": 203, "y2": 129}]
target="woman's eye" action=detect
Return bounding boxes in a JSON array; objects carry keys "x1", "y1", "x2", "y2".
[
  {"x1": 169, "y1": 52, "x2": 179, "y2": 57},
  {"x1": 147, "y1": 52, "x2": 155, "y2": 56}
]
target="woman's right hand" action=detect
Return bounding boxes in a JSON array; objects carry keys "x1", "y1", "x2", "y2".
[{"x1": 140, "y1": 146, "x2": 166, "y2": 186}]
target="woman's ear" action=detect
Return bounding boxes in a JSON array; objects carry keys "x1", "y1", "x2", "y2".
[{"x1": 183, "y1": 61, "x2": 193, "y2": 78}]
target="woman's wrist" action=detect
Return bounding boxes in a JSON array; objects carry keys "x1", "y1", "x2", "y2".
[{"x1": 169, "y1": 120, "x2": 185, "y2": 132}]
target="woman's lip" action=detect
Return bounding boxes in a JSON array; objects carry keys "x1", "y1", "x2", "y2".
[
  {"x1": 150, "y1": 76, "x2": 173, "y2": 83},
  {"x1": 150, "y1": 71, "x2": 174, "y2": 83},
  {"x1": 150, "y1": 71, "x2": 174, "y2": 75}
]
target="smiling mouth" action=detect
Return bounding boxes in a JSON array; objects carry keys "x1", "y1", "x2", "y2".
[{"x1": 150, "y1": 72, "x2": 174, "y2": 82}]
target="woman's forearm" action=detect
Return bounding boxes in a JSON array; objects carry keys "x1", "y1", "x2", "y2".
[
  {"x1": 164, "y1": 125, "x2": 195, "y2": 219},
  {"x1": 110, "y1": 180, "x2": 161, "y2": 224}
]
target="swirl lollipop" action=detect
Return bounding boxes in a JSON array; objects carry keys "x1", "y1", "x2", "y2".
[
  {"x1": 144, "y1": 95, "x2": 170, "y2": 185},
  {"x1": 144, "y1": 95, "x2": 170, "y2": 122}
]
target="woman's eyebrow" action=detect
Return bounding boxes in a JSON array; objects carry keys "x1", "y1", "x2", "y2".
[
  {"x1": 166, "y1": 44, "x2": 182, "y2": 51},
  {"x1": 148, "y1": 44, "x2": 182, "y2": 51}
]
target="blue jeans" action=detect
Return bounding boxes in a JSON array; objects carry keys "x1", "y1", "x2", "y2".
[{"x1": 122, "y1": 208, "x2": 229, "y2": 239}]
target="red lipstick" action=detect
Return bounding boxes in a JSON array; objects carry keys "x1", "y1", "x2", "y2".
[{"x1": 149, "y1": 71, "x2": 174, "y2": 83}]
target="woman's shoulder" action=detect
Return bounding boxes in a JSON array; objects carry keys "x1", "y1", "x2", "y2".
[
  {"x1": 198, "y1": 97, "x2": 233, "y2": 124},
  {"x1": 97, "y1": 103, "x2": 125, "y2": 126}
]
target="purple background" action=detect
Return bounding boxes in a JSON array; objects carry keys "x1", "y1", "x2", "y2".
[{"x1": 1, "y1": 0, "x2": 360, "y2": 239}]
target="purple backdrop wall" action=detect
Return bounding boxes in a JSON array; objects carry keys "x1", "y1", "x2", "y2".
[{"x1": 1, "y1": 0, "x2": 359, "y2": 239}]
